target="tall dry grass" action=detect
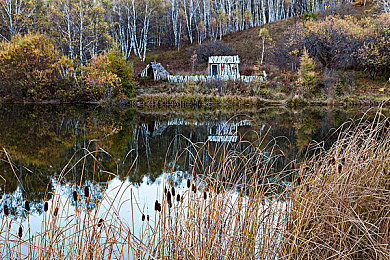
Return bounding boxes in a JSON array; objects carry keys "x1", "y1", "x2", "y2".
[
  {"x1": 0, "y1": 110, "x2": 389, "y2": 259},
  {"x1": 283, "y1": 111, "x2": 390, "y2": 259}
]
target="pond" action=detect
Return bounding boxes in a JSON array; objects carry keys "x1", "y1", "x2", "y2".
[{"x1": 0, "y1": 104, "x2": 385, "y2": 257}]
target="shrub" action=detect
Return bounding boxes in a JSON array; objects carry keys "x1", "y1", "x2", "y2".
[
  {"x1": 80, "y1": 53, "x2": 121, "y2": 102},
  {"x1": 356, "y1": 14, "x2": 390, "y2": 79},
  {"x1": 106, "y1": 47, "x2": 137, "y2": 98},
  {"x1": 335, "y1": 80, "x2": 344, "y2": 96},
  {"x1": 191, "y1": 40, "x2": 237, "y2": 64},
  {"x1": 0, "y1": 33, "x2": 65, "y2": 101}
]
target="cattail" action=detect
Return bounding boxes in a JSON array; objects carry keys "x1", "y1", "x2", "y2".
[
  {"x1": 154, "y1": 200, "x2": 159, "y2": 211},
  {"x1": 44, "y1": 202, "x2": 48, "y2": 212},
  {"x1": 18, "y1": 226, "x2": 22, "y2": 238},
  {"x1": 25, "y1": 201, "x2": 30, "y2": 212},
  {"x1": 167, "y1": 191, "x2": 172, "y2": 204},
  {"x1": 338, "y1": 164, "x2": 343, "y2": 174},
  {"x1": 142, "y1": 214, "x2": 145, "y2": 221},
  {"x1": 84, "y1": 186, "x2": 90, "y2": 197},
  {"x1": 164, "y1": 187, "x2": 167, "y2": 194},
  {"x1": 187, "y1": 179, "x2": 191, "y2": 188},
  {"x1": 147, "y1": 215, "x2": 150, "y2": 221},
  {"x1": 73, "y1": 191, "x2": 77, "y2": 202},
  {"x1": 191, "y1": 184, "x2": 196, "y2": 193},
  {"x1": 203, "y1": 191, "x2": 207, "y2": 200},
  {"x1": 54, "y1": 207, "x2": 59, "y2": 217},
  {"x1": 157, "y1": 203, "x2": 162, "y2": 212},
  {"x1": 4, "y1": 204, "x2": 9, "y2": 216},
  {"x1": 98, "y1": 218, "x2": 104, "y2": 227},
  {"x1": 171, "y1": 187, "x2": 175, "y2": 197},
  {"x1": 329, "y1": 157, "x2": 336, "y2": 165},
  {"x1": 176, "y1": 194, "x2": 181, "y2": 202},
  {"x1": 291, "y1": 162, "x2": 296, "y2": 169}
]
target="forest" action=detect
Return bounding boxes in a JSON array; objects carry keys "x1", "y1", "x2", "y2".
[{"x1": 0, "y1": 0, "x2": 389, "y2": 104}]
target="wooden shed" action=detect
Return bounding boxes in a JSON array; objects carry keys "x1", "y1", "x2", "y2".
[
  {"x1": 140, "y1": 62, "x2": 170, "y2": 81},
  {"x1": 208, "y1": 56, "x2": 240, "y2": 79}
]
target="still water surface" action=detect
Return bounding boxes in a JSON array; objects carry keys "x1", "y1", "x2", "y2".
[{"x1": 0, "y1": 104, "x2": 383, "y2": 245}]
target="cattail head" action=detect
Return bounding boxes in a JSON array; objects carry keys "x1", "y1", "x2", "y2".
[
  {"x1": 44, "y1": 202, "x2": 48, "y2": 212},
  {"x1": 329, "y1": 157, "x2": 336, "y2": 165},
  {"x1": 84, "y1": 186, "x2": 90, "y2": 197},
  {"x1": 154, "y1": 200, "x2": 159, "y2": 211},
  {"x1": 187, "y1": 179, "x2": 191, "y2": 188},
  {"x1": 142, "y1": 214, "x2": 145, "y2": 221},
  {"x1": 158, "y1": 202, "x2": 162, "y2": 212},
  {"x1": 203, "y1": 191, "x2": 207, "y2": 200},
  {"x1": 3, "y1": 204, "x2": 9, "y2": 216},
  {"x1": 171, "y1": 187, "x2": 175, "y2": 197},
  {"x1": 167, "y1": 191, "x2": 172, "y2": 204},
  {"x1": 98, "y1": 218, "x2": 104, "y2": 227},
  {"x1": 25, "y1": 201, "x2": 30, "y2": 212},
  {"x1": 191, "y1": 184, "x2": 196, "y2": 193},
  {"x1": 18, "y1": 226, "x2": 22, "y2": 238},
  {"x1": 54, "y1": 207, "x2": 59, "y2": 217},
  {"x1": 164, "y1": 187, "x2": 167, "y2": 194},
  {"x1": 73, "y1": 191, "x2": 77, "y2": 202},
  {"x1": 147, "y1": 215, "x2": 150, "y2": 221},
  {"x1": 176, "y1": 194, "x2": 181, "y2": 202},
  {"x1": 338, "y1": 164, "x2": 343, "y2": 174}
]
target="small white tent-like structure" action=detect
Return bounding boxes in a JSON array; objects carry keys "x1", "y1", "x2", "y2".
[
  {"x1": 140, "y1": 62, "x2": 170, "y2": 81},
  {"x1": 208, "y1": 56, "x2": 240, "y2": 79}
]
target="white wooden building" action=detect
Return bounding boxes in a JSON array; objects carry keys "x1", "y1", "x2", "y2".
[{"x1": 208, "y1": 56, "x2": 240, "y2": 79}]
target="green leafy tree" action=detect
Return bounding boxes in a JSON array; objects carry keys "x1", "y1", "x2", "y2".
[{"x1": 106, "y1": 46, "x2": 136, "y2": 98}]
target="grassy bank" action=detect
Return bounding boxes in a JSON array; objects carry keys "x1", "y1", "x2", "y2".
[
  {"x1": 127, "y1": 93, "x2": 276, "y2": 108},
  {"x1": 1, "y1": 110, "x2": 390, "y2": 258}
]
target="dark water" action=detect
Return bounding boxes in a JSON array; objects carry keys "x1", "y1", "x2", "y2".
[{"x1": 0, "y1": 104, "x2": 383, "y2": 221}]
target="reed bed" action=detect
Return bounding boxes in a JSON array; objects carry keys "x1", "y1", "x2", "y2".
[
  {"x1": 130, "y1": 94, "x2": 267, "y2": 107},
  {"x1": 0, "y1": 111, "x2": 390, "y2": 259},
  {"x1": 282, "y1": 111, "x2": 390, "y2": 259}
]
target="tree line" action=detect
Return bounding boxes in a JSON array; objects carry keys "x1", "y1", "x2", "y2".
[{"x1": 0, "y1": 0, "x2": 349, "y2": 63}]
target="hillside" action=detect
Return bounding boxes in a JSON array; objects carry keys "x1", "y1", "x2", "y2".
[{"x1": 131, "y1": 2, "x2": 379, "y2": 76}]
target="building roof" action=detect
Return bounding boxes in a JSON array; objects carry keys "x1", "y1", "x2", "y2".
[
  {"x1": 208, "y1": 55, "x2": 240, "y2": 64},
  {"x1": 140, "y1": 62, "x2": 170, "y2": 81}
]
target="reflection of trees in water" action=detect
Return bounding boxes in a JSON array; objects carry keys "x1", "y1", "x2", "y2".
[{"x1": 0, "y1": 105, "x2": 369, "y2": 216}]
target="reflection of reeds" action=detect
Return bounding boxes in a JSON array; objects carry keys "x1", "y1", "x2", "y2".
[{"x1": 0, "y1": 111, "x2": 389, "y2": 259}]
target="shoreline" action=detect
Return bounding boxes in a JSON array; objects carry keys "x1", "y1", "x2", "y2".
[{"x1": 1, "y1": 94, "x2": 389, "y2": 108}]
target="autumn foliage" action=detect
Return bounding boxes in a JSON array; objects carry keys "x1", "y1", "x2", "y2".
[
  {"x1": 0, "y1": 33, "x2": 65, "y2": 101},
  {"x1": 275, "y1": 13, "x2": 390, "y2": 79}
]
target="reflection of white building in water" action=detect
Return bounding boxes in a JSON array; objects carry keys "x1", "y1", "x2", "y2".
[
  {"x1": 207, "y1": 120, "x2": 253, "y2": 143},
  {"x1": 167, "y1": 119, "x2": 254, "y2": 143}
]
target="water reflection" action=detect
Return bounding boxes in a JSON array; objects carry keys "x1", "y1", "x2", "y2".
[{"x1": 0, "y1": 104, "x2": 384, "y2": 218}]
